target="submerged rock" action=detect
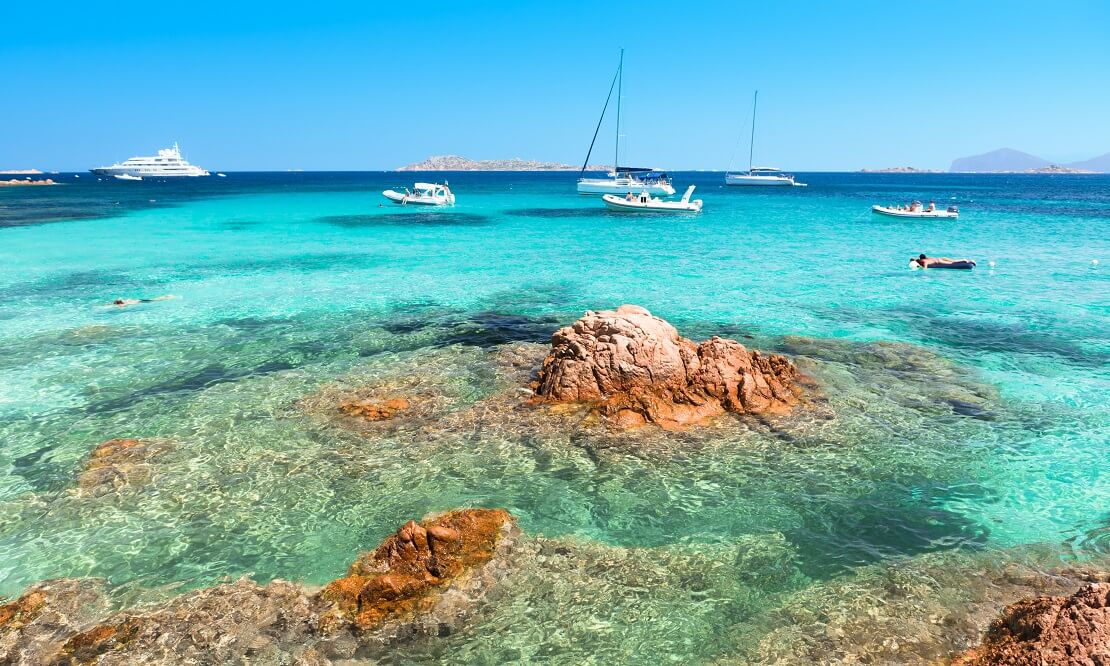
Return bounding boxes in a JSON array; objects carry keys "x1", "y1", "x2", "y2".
[
  {"x1": 952, "y1": 582, "x2": 1110, "y2": 666},
  {"x1": 76, "y1": 438, "x2": 171, "y2": 496},
  {"x1": 533, "y1": 305, "x2": 803, "y2": 428},
  {"x1": 338, "y1": 397, "x2": 412, "y2": 421},
  {"x1": 0, "y1": 509, "x2": 517, "y2": 664}
]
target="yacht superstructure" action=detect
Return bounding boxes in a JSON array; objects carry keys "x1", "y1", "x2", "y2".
[{"x1": 91, "y1": 143, "x2": 210, "y2": 177}]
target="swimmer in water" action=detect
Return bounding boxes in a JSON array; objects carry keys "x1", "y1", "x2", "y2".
[{"x1": 110, "y1": 295, "x2": 177, "y2": 307}]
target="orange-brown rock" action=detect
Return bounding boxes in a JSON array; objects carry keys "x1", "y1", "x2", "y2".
[
  {"x1": 0, "y1": 590, "x2": 46, "y2": 630},
  {"x1": 532, "y1": 305, "x2": 802, "y2": 428},
  {"x1": 952, "y1": 582, "x2": 1110, "y2": 665},
  {"x1": 317, "y1": 508, "x2": 514, "y2": 631},
  {"x1": 77, "y1": 438, "x2": 169, "y2": 495},
  {"x1": 338, "y1": 397, "x2": 411, "y2": 421}
]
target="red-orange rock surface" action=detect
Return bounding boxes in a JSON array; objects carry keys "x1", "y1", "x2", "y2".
[
  {"x1": 77, "y1": 438, "x2": 169, "y2": 495},
  {"x1": 317, "y1": 508, "x2": 515, "y2": 632},
  {"x1": 338, "y1": 397, "x2": 412, "y2": 421},
  {"x1": 952, "y1": 582, "x2": 1110, "y2": 665},
  {"x1": 533, "y1": 305, "x2": 802, "y2": 428}
]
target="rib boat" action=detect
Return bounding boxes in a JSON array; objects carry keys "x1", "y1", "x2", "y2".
[
  {"x1": 872, "y1": 201, "x2": 959, "y2": 219},
  {"x1": 382, "y1": 182, "x2": 455, "y2": 206},
  {"x1": 602, "y1": 185, "x2": 703, "y2": 213},
  {"x1": 91, "y1": 143, "x2": 209, "y2": 177},
  {"x1": 577, "y1": 50, "x2": 675, "y2": 197}
]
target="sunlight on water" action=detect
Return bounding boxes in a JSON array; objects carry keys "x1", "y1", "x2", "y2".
[{"x1": 0, "y1": 172, "x2": 1107, "y2": 662}]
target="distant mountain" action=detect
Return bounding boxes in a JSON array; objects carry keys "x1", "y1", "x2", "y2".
[
  {"x1": 1066, "y1": 152, "x2": 1110, "y2": 172},
  {"x1": 398, "y1": 155, "x2": 608, "y2": 172},
  {"x1": 950, "y1": 148, "x2": 1049, "y2": 173}
]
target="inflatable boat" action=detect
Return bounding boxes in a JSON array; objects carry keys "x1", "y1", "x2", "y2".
[
  {"x1": 873, "y1": 202, "x2": 958, "y2": 219},
  {"x1": 602, "y1": 185, "x2": 703, "y2": 213}
]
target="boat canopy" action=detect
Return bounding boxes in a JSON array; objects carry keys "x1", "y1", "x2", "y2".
[
  {"x1": 749, "y1": 167, "x2": 782, "y2": 173},
  {"x1": 615, "y1": 166, "x2": 660, "y2": 174}
]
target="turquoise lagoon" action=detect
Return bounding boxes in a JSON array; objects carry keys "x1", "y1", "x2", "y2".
[{"x1": 0, "y1": 172, "x2": 1108, "y2": 661}]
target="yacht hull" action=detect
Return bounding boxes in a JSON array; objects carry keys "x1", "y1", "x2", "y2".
[
  {"x1": 725, "y1": 175, "x2": 796, "y2": 186},
  {"x1": 577, "y1": 179, "x2": 675, "y2": 196},
  {"x1": 90, "y1": 168, "x2": 209, "y2": 177}
]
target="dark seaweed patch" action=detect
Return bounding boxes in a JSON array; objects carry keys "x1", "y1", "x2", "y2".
[
  {"x1": 946, "y1": 398, "x2": 996, "y2": 420},
  {"x1": 786, "y1": 481, "x2": 992, "y2": 578},
  {"x1": 316, "y1": 212, "x2": 490, "y2": 227},
  {"x1": 505, "y1": 207, "x2": 621, "y2": 219},
  {"x1": 85, "y1": 360, "x2": 298, "y2": 414}
]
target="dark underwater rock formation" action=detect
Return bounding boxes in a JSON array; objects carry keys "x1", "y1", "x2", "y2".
[
  {"x1": 0, "y1": 509, "x2": 518, "y2": 664},
  {"x1": 952, "y1": 582, "x2": 1110, "y2": 666},
  {"x1": 532, "y1": 305, "x2": 803, "y2": 428}
]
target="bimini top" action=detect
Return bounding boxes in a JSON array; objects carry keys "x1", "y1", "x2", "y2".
[
  {"x1": 413, "y1": 182, "x2": 448, "y2": 191},
  {"x1": 749, "y1": 167, "x2": 783, "y2": 173},
  {"x1": 615, "y1": 166, "x2": 665, "y2": 174}
]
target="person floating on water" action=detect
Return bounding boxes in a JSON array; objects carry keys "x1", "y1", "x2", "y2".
[
  {"x1": 110, "y1": 295, "x2": 178, "y2": 307},
  {"x1": 911, "y1": 254, "x2": 977, "y2": 270}
]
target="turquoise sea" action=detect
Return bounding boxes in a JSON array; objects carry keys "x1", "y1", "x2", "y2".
[{"x1": 1, "y1": 171, "x2": 1108, "y2": 662}]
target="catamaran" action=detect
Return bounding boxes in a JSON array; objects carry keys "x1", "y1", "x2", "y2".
[
  {"x1": 382, "y1": 182, "x2": 455, "y2": 206},
  {"x1": 577, "y1": 50, "x2": 675, "y2": 197},
  {"x1": 725, "y1": 92, "x2": 805, "y2": 187},
  {"x1": 91, "y1": 143, "x2": 210, "y2": 177}
]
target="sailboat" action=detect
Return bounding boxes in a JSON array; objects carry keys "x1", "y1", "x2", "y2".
[
  {"x1": 725, "y1": 91, "x2": 806, "y2": 187},
  {"x1": 577, "y1": 50, "x2": 675, "y2": 197}
]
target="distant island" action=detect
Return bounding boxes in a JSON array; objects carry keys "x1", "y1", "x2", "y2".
[
  {"x1": 1, "y1": 178, "x2": 57, "y2": 187},
  {"x1": 397, "y1": 155, "x2": 608, "y2": 171},
  {"x1": 950, "y1": 148, "x2": 1108, "y2": 173},
  {"x1": 859, "y1": 167, "x2": 942, "y2": 173},
  {"x1": 0, "y1": 169, "x2": 43, "y2": 175}
]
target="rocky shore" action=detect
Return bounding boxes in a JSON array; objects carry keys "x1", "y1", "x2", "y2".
[
  {"x1": 0, "y1": 509, "x2": 519, "y2": 663},
  {"x1": 0, "y1": 178, "x2": 57, "y2": 186}
]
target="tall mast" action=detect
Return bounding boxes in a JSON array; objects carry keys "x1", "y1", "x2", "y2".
[
  {"x1": 748, "y1": 90, "x2": 758, "y2": 172},
  {"x1": 614, "y1": 48, "x2": 624, "y2": 172},
  {"x1": 580, "y1": 51, "x2": 623, "y2": 173}
]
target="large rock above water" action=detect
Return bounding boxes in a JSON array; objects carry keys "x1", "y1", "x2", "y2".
[
  {"x1": 533, "y1": 305, "x2": 802, "y2": 428},
  {"x1": 952, "y1": 582, "x2": 1110, "y2": 665}
]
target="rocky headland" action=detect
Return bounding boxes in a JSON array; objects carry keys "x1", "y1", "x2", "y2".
[
  {"x1": 397, "y1": 155, "x2": 609, "y2": 171},
  {"x1": 531, "y1": 305, "x2": 804, "y2": 429}
]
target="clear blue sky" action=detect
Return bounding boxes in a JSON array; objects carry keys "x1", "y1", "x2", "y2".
[{"x1": 3, "y1": 1, "x2": 1108, "y2": 171}]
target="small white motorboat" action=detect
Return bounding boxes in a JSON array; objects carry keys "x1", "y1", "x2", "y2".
[
  {"x1": 602, "y1": 185, "x2": 703, "y2": 213},
  {"x1": 382, "y1": 182, "x2": 455, "y2": 206},
  {"x1": 217, "y1": 173, "x2": 227, "y2": 177},
  {"x1": 872, "y1": 201, "x2": 959, "y2": 219},
  {"x1": 114, "y1": 173, "x2": 143, "y2": 181}
]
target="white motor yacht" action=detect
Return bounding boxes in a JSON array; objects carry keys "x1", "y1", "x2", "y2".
[
  {"x1": 602, "y1": 185, "x2": 703, "y2": 212},
  {"x1": 576, "y1": 49, "x2": 675, "y2": 197},
  {"x1": 382, "y1": 182, "x2": 455, "y2": 206},
  {"x1": 725, "y1": 92, "x2": 806, "y2": 187},
  {"x1": 872, "y1": 201, "x2": 959, "y2": 219},
  {"x1": 91, "y1": 143, "x2": 210, "y2": 177}
]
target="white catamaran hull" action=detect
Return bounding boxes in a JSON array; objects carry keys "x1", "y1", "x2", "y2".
[
  {"x1": 871, "y1": 205, "x2": 958, "y2": 219},
  {"x1": 577, "y1": 178, "x2": 675, "y2": 196}
]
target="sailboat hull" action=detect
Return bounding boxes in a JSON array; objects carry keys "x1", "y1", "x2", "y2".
[
  {"x1": 725, "y1": 174, "x2": 796, "y2": 186},
  {"x1": 577, "y1": 179, "x2": 675, "y2": 196}
]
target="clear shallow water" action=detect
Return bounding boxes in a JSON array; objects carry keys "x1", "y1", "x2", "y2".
[{"x1": 0, "y1": 172, "x2": 1107, "y2": 661}]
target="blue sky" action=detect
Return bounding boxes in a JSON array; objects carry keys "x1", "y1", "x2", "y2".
[{"x1": 3, "y1": 1, "x2": 1108, "y2": 171}]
